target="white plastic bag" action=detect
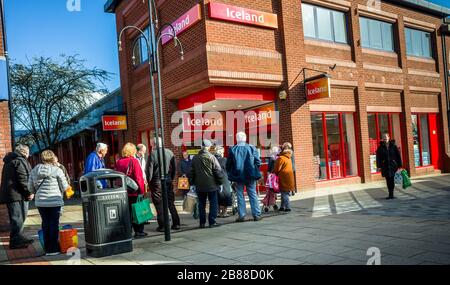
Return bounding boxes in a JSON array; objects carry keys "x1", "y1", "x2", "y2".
[
  {"x1": 182, "y1": 186, "x2": 197, "y2": 213},
  {"x1": 394, "y1": 171, "x2": 403, "y2": 185}
]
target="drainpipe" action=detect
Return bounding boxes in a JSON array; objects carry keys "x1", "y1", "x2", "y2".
[{"x1": 0, "y1": 0, "x2": 15, "y2": 149}]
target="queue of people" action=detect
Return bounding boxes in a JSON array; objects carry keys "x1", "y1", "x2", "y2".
[{"x1": 0, "y1": 124, "x2": 410, "y2": 258}]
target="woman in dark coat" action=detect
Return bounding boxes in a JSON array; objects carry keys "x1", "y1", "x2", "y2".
[{"x1": 376, "y1": 133, "x2": 402, "y2": 200}]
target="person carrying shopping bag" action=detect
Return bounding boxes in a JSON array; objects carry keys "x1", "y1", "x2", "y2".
[
  {"x1": 28, "y1": 150, "x2": 73, "y2": 256},
  {"x1": 376, "y1": 133, "x2": 402, "y2": 199},
  {"x1": 115, "y1": 143, "x2": 147, "y2": 238}
]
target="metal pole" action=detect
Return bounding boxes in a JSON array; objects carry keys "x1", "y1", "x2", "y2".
[
  {"x1": 0, "y1": 0, "x2": 15, "y2": 149},
  {"x1": 148, "y1": 0, "x2": 171, "y2": 241},
  {"x1": 155, "y1": 33, "x2": 171, "y2": 241}
]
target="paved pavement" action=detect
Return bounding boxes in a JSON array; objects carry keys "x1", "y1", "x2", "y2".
[{"x1": 1, "y1": 173, "x2": 450, "y2": 265}]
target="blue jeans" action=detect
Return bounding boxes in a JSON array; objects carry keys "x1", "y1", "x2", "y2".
[
  {"x1": 235, "y1": 181, "x2": 261, "y2": 218},
  {"x1": 281, "y1": 192, "x2": 291, "y2": 209},
  {"x1": 38, "y1": 207, "x2": 61, "y2": 254},
  {"x1": 197, "y1": 191, "x2": 218, "y2": 226}
]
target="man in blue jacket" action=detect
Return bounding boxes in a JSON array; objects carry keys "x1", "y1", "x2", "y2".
[
  {"x1": 226, "y1": 132, "x2": 262, "y2": 222},
  {"x1": 84, "y1": 143, "x2": 108, "y2": 174},
  {"x1": 84, "y1": 143, "x2": 108, "y2": 188}
]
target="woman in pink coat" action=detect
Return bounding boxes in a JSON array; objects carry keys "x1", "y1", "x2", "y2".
[{"x1": 115, "y1": 143, "x2": 147, "y2": 238}]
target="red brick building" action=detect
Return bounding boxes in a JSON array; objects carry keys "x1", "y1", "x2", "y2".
[
  {"x1": 0, "y1": 0, "x2": 12, "y2": 183},
  {"x1": 105, "y1": 0, "x2": 450, "y2": 191}
]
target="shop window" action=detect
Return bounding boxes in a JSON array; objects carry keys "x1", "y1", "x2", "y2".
[
  {"x1": 368, "y1": 113, "x2": 403, "y2": 173},
  {"x1": 133, "y1": 26, "x2": 152, "y2": 67},
  {"x1": 302, "y1": 4, "x2": 348, "y2": 44},
  {"x1": 311, "y1": 112, "x2": 358, "y2": 181},
  {"x1": 342, "y1": 114, "x2": 358, "y2": 177},
  {"x1": 360, "y1": 17, "x2": 394, "y2": 51},
  {"x1": 405, "y1": 27, "x2": 432, "y2": 58},
  {"x1": 312, "y1": 114, "x2": 326, "y2": 181},
  {"x1": 412, "y1": 114, "x2": 432, "y2": 167}
]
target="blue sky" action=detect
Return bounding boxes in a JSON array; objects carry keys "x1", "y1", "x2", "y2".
[
  {"x1": 3, "y1": 0, "x2": 450, "y2": 94},
  {"x1": 4, "y1": 0, "x2": 120, "y2": 92},
  {"x1": 428, "y1": 0, "x2": 450, "y2": 8}
]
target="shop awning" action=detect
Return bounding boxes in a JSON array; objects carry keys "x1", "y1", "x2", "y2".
[{"x1": 178, "y1": 86, "x2": 275, "y2": 111}]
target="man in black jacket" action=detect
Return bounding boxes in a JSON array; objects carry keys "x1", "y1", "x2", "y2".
[
  {"x1": 376, "y1": 133, "x2": 402, "y2": 200},
  {"x1": 145, "y1": 137, "x2": 181, "y2": 232},
  {"x1": 190, "y1": 139, "x2": 224, "y2": 229},
  {"x1": 0, "y1": 144, "x2": 34, "y2": 249}
]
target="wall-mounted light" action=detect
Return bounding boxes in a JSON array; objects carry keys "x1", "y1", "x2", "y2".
[{"x1": 279, "y1": 90, "x2": 287, "y2": 100}]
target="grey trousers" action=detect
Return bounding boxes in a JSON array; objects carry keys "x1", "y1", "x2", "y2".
[{"x1": 6, "y1": 200, "x2": 29, "y2": 244}]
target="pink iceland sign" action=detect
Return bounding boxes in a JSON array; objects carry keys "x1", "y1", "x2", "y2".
[{"x1": 161, "y1": 4, "x2": 202, "y2": 45}]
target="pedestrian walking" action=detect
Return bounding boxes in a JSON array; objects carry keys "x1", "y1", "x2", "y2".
[
  {"x1": 28, "y1": 150, "x2": 72, "y2": 256},
  {"x1": 115, "y1": 143, "x2": 147, "y2": 238},
  {"x1": 212, "y1": 146, "x2": 232, "y2": 218},
  {"x1": 145, "y1": 137, "x2": 181, "y2": 232},
  {"x1": 376, "y1": 133, "x2": 402, "y2": 199},
  {"x1": 273, "y1": 144, "x2": 295, "y2": 212},
  {"x1": 178, "y1": 150, "x2": 192, "y2": 198},
  {"x1": 0, "y1": 144, "x2": 34, "y2": 249},
  {"x1": 190, "y1": 140, "x2": 224, "y2": 228},
  {"x1": 226, "y1": 132, "x2": 262, "y2": 222}
]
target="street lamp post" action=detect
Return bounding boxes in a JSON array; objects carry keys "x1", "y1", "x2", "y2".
[{"x1": 118, "y1": 2, "x2": 184, "y2": 241}]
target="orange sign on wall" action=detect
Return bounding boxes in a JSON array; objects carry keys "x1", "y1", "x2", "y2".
[
  {"x1": 102, "y1": 115, "x2": 128, "y2": 131},
  {"x1": 305, "y1": 75, "x2": 331, "y2": 102},
  {"x1": 209, "y1": 2, "x2": 278, "y2": 29}
]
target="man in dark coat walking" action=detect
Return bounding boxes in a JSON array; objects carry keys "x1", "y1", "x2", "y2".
[
  {"x1": 376, "y1": 133, "x2": 402, "y2": 199},
  {"x1": 0, "y1": 144, "x2": 34, "y2": 249}
]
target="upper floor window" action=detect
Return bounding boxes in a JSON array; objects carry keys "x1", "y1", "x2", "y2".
[
  {"x1": 302, "y1": 4, "x2": 348, "y2": 44},
  {"x1": 405, "y1": 27, "x2": 432, "y2": 58},
  {"x1": 133, "y1": 26, "x2": 152, "y2": 67},
  {"x1": 360, "y1": 17, "x2": 394, "y2": 51}
]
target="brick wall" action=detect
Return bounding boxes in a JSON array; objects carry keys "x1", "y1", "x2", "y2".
[{"x1": 112, "y1": 0, "x2": 450, "y2": 191}]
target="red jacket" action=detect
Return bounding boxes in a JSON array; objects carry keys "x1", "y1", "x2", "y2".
[{"x1": 115, "y1": 157, "x2": 145, "y2": 196}]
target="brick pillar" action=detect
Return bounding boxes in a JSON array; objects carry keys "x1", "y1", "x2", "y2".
[
  {"x1": 279, "y1": 0, "x2": 315, "y2": 191},
  {"x1": 351, "y1": 3, "x2": 371, "y2": 183},
  {"x1": 0, "y1": 101, "x2": 12, "y2": 231},
  {"x1": 436, "y1": 22, "x2": 450, "y2": 172},
  {"x1": 397, "y1": 16, "x2": 416, "y2": 176}
]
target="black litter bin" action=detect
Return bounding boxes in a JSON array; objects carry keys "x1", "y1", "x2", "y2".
[{"x1": 80, "y1": 169, "x2": 133, "y2": 258}]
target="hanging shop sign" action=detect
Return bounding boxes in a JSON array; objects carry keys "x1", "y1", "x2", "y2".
[
  {"x1": 209, "y1": 2, "x2": 278, "y2": 29},
  {"x1": 161, "y1": 4, "x2": 202, "y2": 45},
  {"x1": 102, "y1": 115, "x2": 128, "y2": 131},
  {"x1": 305, "y1": 74, "x2": 331, "y2": 102}
]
